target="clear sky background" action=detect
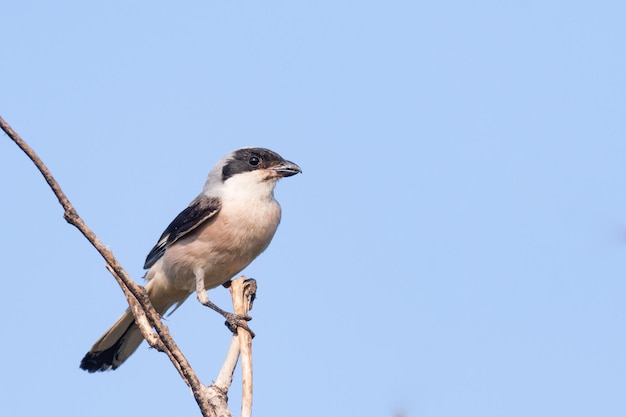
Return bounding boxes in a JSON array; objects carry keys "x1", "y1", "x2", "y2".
[{"x1": 1, "y1": 2, "x2": 626, "y2": 416}]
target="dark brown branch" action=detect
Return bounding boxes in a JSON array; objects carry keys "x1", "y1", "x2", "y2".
[{"x1": 0, "y1": 116, "x2": 218, "y2": 417}]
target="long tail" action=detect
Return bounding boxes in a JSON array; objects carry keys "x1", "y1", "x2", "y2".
[{"x1": 79, "y1": 277, "x2": 189, "y2": 373}]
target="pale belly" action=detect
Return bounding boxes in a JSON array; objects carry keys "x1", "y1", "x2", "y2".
[{"x1": 159, "y1": 201, "x2": 281, "y2": 292}]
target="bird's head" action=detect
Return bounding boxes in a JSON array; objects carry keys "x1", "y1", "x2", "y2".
[{"x1": 204, "y1": 147, "x2": 301, "y2": 197}]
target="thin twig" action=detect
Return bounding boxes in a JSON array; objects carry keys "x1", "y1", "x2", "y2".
[
  {"x1": 207, "y1": 276, "x2": 257, "y2": 417},
  {"x1": 0, "y1": 116, "x2": 217, "y2": 417},
  {"x1": 215, "y1": 337, "x2": 241, "y2": 391},
  {"x1": 230, "y1": 278, "x2": 256, "y2": 417}
]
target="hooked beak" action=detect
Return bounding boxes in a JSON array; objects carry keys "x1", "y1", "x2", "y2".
[{"x1": 270, "y1": 160, "x2": 302, "y2": 177}]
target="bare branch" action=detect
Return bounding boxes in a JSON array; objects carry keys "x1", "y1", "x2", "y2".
[
  {"x1": 215, "y1": 337, "x2": 241, "y2": 391},
  {"x1": 230, "y1": 278, "x2": 256, "y2": 417},
  {"x1": 0, "y1": 116, "x2": 220, "y2": 417},
  {"x1": 202, "y1": 276, "x2": 257, "y2": 417}
]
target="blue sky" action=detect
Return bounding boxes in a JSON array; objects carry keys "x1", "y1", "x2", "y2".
[{"x1": 2, "y1": 2, "x2": 626, "y2": 416}]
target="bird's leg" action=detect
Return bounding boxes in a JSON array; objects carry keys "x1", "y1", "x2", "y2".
[{"x1": 194, "y1": 268, "x2": 253, "y2": 335}]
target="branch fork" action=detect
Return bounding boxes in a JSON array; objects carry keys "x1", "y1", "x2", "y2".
[{"x1": 1, "y1": 116, "x2": 255, "y2": 417}]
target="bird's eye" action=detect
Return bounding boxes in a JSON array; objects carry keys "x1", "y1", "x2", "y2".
[{"x1": 248, "y1": 156, "x2": 261, "y2": 166}]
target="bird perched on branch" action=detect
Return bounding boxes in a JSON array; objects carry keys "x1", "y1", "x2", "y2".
[{"x1": 80, "y1": 147, "x2": 301, "y2": 372}]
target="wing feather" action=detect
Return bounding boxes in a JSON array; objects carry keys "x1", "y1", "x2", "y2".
[{"x1": 143, "y1": 195, "x2": 221, "y2": 269}]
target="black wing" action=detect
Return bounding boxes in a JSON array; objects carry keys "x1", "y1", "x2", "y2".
[{"x1": 143, "y1": 195, "x2": 221, "y2": 269}]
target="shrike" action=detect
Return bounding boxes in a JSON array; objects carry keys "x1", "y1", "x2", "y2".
[{"x1": 80, "y1": 147, "x2": 301, "y2": 372}]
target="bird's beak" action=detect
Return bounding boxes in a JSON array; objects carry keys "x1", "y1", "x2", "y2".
[{"x1": 270, "y1": 160, "x2": 302, "y2": 177}]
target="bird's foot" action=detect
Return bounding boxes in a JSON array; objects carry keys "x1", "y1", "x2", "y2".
[{"x1": 223, "y1": 312, "x2": 255, "y2": 338}]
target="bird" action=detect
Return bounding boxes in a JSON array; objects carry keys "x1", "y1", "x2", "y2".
[{"x1": 80, "y1": 147, "x2": 301, "y2": 372}]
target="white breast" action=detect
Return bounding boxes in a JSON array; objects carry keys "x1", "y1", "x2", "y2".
[{"x1": 160, "y1": 172, "x2": 283, "y2": 292}]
